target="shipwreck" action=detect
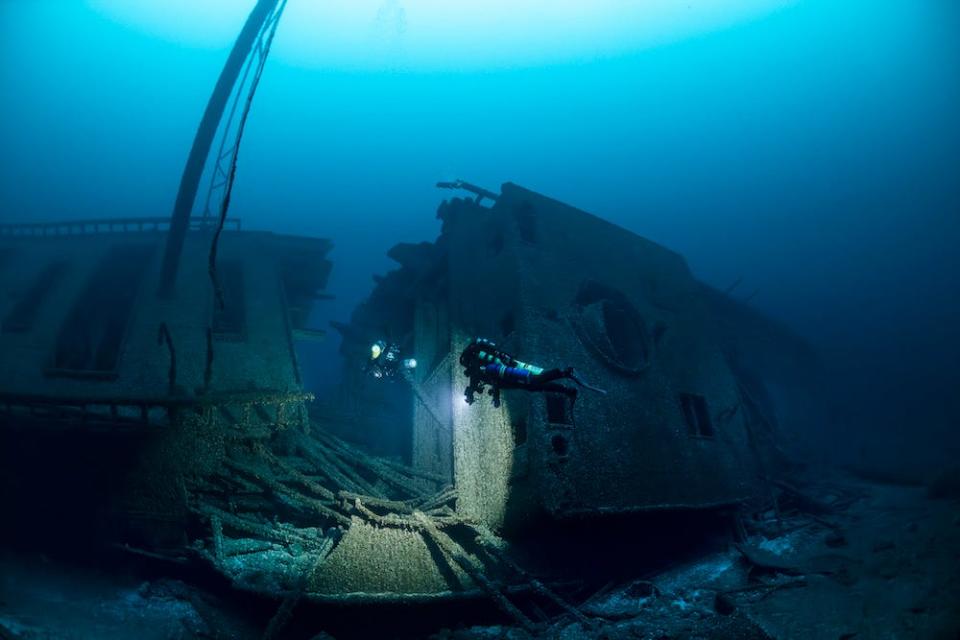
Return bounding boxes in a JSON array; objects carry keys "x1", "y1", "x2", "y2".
[
  {"x1": 0, "y1": 0, "x2": 819, "y2": 630},
  {"x1": 0, "y1": 179, "x2": 814, "y2": 621}
]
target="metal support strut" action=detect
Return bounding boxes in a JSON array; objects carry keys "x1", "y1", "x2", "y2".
[{"x1": 158, "y1": 0, "x2": 283, "y2": 297}]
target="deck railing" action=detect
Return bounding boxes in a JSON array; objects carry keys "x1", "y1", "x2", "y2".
[
  {"x1": 0, "y1": 217, "x2": 242, "y2": 239},
  {"x1": 0, "y1": 389, "x2": 312, "y2": 431}
]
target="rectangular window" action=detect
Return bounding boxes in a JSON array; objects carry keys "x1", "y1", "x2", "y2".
[
  {"x1": 680, "y1": 393, "x2": 714, "y2": 437},
  {"x1": 511, "y1": 416, "x2": 528, "y2": 446},
  {"x1": 50, "y1": 244, "x2": 155, "y2": 376},
  {"x1": 3, "y1": 260, "x2": 68, "y2": 333},
  {"x1": 212, "y1": 260, "x2": 246, "y2": 339},
  {"x1": 546, "y1": 393, "x2": 572, "y2": 425},
  {"x1": 514, "y1": 202, "x2": 537, "y2": 244}
]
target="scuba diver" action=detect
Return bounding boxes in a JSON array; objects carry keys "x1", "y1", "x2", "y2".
[
  {"x1": 366, "y1": 340, "x2": 417, "y2": 381},
  {"x1": 459, "y1": 337, "x2": 606, "y2": 407}
]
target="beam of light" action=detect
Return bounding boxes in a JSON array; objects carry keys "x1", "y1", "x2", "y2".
[{"x1": 86, "y1": 0, "x2": 797, "y2": 71}]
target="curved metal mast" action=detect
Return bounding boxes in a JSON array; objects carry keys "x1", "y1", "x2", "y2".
[{"x1": 158, "y1": 0, "x2": 285, "y2": 297}]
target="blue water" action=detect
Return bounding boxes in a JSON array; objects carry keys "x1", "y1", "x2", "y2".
[{"x1": 1, "y1": 1, "x2": 958, "y2": 468}]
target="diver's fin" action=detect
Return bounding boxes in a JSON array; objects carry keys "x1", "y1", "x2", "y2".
[{"x1": 567, "y1": 369, "x2": 607, "y2": 395}]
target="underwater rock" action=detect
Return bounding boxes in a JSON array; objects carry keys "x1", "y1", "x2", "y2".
[
  {"x1": 824, "y1": 530, "x2": 848, "y2": 548},
  {"x1": 735, "y1": 543, "x2": 802, "y2": 575},
  {"x1": 926, "y1": 465, "x2": 960, "y2": 500},
  {"x1": 713, "y1": 591, "x2": 737, "y2": 616},
  {"x1": 871, "y1": 539, "x2": 895, "y2": 553},
  {"x1": 579, "y1": 580, "x2": 660, "y2": 620}
]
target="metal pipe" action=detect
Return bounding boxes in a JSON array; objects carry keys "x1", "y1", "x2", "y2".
[{"x1": 158, "y1": 0, "x2": 281, "y2": 297}]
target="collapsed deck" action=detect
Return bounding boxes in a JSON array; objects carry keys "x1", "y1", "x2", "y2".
[{"x1": 0, "y1": 217, "x2": 570, "y2": 616}]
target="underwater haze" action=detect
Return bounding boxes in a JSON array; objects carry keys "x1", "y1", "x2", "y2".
[{"x1": 2, "y1": 0, "x2": 959, "y2": 475}]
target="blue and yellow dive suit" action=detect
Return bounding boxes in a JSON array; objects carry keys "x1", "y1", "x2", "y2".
[
  {"x1": 459, "y1": 337, "x2": 603, "y2": 407},
  {"x1": 366, "y1": 340, "x2": 416, "y2": 381}
]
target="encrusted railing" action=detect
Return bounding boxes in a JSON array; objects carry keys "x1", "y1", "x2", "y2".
[
  {"x1": 0, "y1": 217, "x2": 241, "y2": 238},
  {"x1": 0, "y1": 389, "x2": 312, "y2": 430}
]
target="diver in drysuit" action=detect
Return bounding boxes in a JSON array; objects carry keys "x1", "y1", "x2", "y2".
[
  {"x1": 365, "y1": 340, "x2": 417, "y2": 381},
  {"x1": 459, "y1": 337, "x2": 605, "y2": 407}
]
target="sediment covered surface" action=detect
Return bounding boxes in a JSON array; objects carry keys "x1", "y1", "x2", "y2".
[{"x1": 2, "y1": 467, "x2": 958, "y2": 639}]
